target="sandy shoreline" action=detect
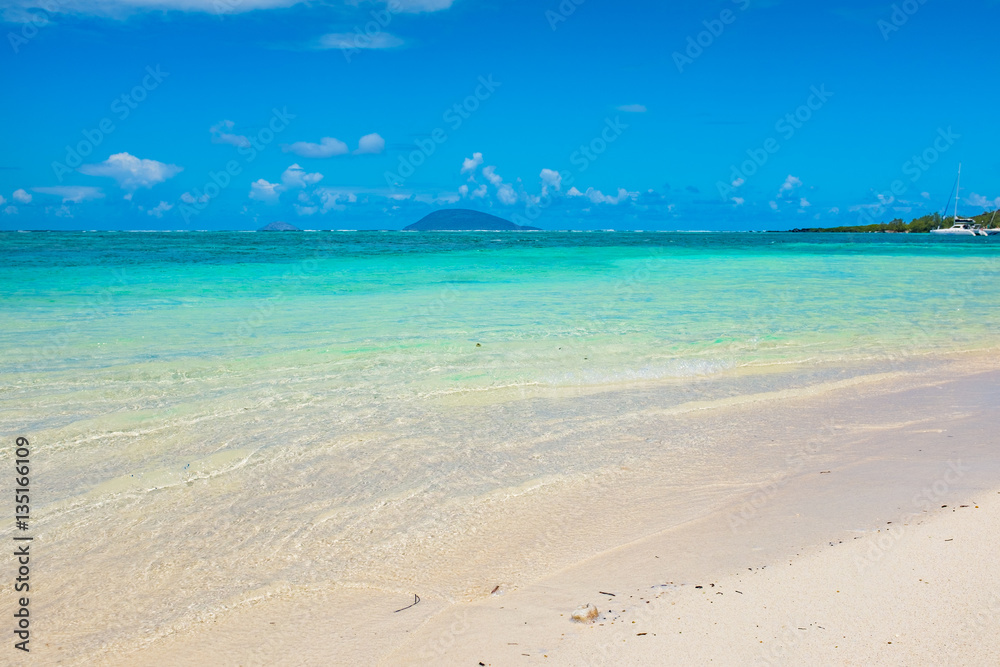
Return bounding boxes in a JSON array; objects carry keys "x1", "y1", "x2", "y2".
[
  {"x1": 404, "y1": 488, "x2": 1000, "y2": 666},
  {"x1": 101, "y1": 361, "x2": 1000, "y2": 666}
]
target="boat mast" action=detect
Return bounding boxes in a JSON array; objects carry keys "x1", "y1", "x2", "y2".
[{"x1": 954, "y1": 163, "x2": 961, "y2": 221}]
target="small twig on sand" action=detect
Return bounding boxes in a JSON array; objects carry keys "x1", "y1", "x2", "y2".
[
  {"x1": 394, "y1": 594, "x2": 420, "y2": 613},
  {"x1": 599, "y1": 591, "x2": 616, "y2": 596}
]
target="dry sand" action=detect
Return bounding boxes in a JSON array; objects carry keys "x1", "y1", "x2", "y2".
[
  {"x1": 393, "y1": 463, "x2": 1000, "y2": 666},
  {"x1": 111, "y1": 364, "x2": 1000, "y2": 666}
]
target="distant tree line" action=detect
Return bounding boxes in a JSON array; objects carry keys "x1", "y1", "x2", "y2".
[{"x1": 788, "y1": 210, "x2": 999, "y2": 233}]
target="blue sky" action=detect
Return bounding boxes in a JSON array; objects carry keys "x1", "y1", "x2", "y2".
[{"x1": 1, "y1": 0, "x2": 998, "y2": 230}]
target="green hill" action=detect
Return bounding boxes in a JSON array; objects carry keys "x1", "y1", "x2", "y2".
[{"x1": 404, "y1": 209, "x2": 540, "y2": 231}]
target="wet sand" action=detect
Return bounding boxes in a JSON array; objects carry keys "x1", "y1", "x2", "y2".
[{"x1": 110, "y1": 362, "x2": 1000, "y2": 666}]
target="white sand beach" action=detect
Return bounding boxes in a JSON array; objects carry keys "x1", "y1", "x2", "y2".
[{"x1": 107, "y1": 360, "x2": 1000, "y2": 666}]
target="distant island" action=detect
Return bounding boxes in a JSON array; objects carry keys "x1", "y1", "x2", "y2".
[
  {"x1": 404, "y1": 209, "x2": 540, "y2": 231},
  {"x1": 259, "y1": 221, "x2": 301, "y2": 231},
  {"x1": 787, "y1": 210, "x2": 997, "y2": 233}
]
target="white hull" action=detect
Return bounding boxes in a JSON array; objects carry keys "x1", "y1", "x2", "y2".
[{"x1": 931, "y1": 227, "x2": 979, "y2": 235}]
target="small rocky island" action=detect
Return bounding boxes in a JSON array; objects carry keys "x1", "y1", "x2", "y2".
[
  {"x1": 404, "y1": 209, "x2": 540, "y2": 231},
  {"x1": 258, "y1": 221, "x2": 301, "y2": 231}
]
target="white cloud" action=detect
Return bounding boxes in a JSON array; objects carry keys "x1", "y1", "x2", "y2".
[
  {"x1": 461, "y1": 152, "x2": 484, "y2": 175},
  {"x1": 540, "y1": 168, "x2": 562, "y2": 194},
  {"x1": 0, "y1": 195, "x2": 5, "y2": 206},
  {"x1": 828, "y1": 207, "x2": 840, "y2": 214},
  {"x1": 79, "y1": 153, "x2": 182, "y2": 191},
  {"x1": 568, "y1": 186, "x2": 636, "y2": 205},
  {"x1": 394, "y1": 0, "x2": 455, "y2": 11},
  {"x1": 6, "y1": 0, "x2": 307, "y2": 17},
  {"x1": 778, "y1": 175, "x2": 802, "y2": 196},
  {"x1": 459, "y1": 183, "x2": 486, "y2": 199},
  {"x1": 210, "y1": 120, "x2": 250, "y2": 148},
  {"x1": 967, "y1": 193, "x2": 1000, "y2": 209},
  {"x1": 283, "y1": 137, "x2": 349, "y2": 158},
  {"x1": 731, "y1": 177, "x2": 745, "y2": 187},
  {"x1": 281, "y1": 164, "x2": 323, "y2": 189},
  {"x1": 617, "y1": 104, "x2": 647, "y2": 113},
  {"x1": 497, "y1": 183, "x2": 518, "y2": 205},
  {"x1": 482, "y1": 165, "x2": 503, "y2": 187},
  {"x1": 799, "y1": 197, "x2": 811, "y2": 208},
  {"x1": 921, "y1": 191, "x2": 931, "y2": 199},
  {"x1": 1, "y1": 7, "x2": 52, "y2": 23},
  {"x1": 319, "y1": 33, "x2": 404, "y2": 50},
  {"x1": 3, "y1": 206, "x2": 17, "y2": 215},
  {"x1": 850, "y1": 192, "x2": 896, "y2": 213},
  {"x1": 248, "y1": 164, "x2": 323, "y2": 204},
  {"x1": 294, "y1": 205, "x2": 319, "y2": 216},
  {"x1": 181, "y1": 192, "x2": 210, "y2": 204},
  {"x1": 769, "y1": 201, "x2": 778, "y2": 210},
  {"x1": 848, "y1": 201, "x2": 885, "y2": 213},
  {"x1": 317, "y1": 189, "x2": 358, "y2": 212},
  {"x1": 354, "y1": 133, "x2": 385, "y2": 155},
  {"x1": 4, "y1": 0, "x2": 457, "y2": 17},
  {"x1": 414, "y1": 192, "x2": 461, "y2": 205},
  {"x1": 731, "y1": 197, "x2": 745, "y2": 206},
  {"x1": 32, "y1": 186, "x2": 105, "y2": 203},
  {"x1": 12, "y1": 188, "x2": 31, "y2": 204},
  {"x1": 249, "y1": 179, "x2": 281, "y2": 204},
  {"x1": 147, "y1": 201, "x2": 173, "y2": 218},
  {"x1": 472, "y1": 162, "x2": 520, "y2": 204}
]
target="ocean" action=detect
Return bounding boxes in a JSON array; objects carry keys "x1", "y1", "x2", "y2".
[{"x1": 2, "y1": 230, "x2": 999, "y2": 660}]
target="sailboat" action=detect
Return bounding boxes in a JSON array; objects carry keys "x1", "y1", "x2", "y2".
[{"x1": 931, "y1": 164, "x2": 992, "y2": 235}]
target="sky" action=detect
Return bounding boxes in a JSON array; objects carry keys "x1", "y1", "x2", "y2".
[{"x1": 1, "y1": 0, "x2": 999, "y2": 231}]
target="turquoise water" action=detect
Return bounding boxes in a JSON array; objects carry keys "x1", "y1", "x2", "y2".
[
  {"x1": 4, "y1": 232, "x2": 999, "y2": 403},
  {"x1": 3, "y1": 231, "x2": 1000, "y2": 658},
  {"x1": 4, "y1": 231, "x2": 1000, "y2": 448}
]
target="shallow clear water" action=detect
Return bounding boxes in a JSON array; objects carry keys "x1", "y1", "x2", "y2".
[
  {"x1": 2, "y1": 231, "x2": 999, "y2": 659},
  {"x1": 4, "y1": 232, "x2": 999, "y2": 402}
]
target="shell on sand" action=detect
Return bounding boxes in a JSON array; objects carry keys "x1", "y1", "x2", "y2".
[{"x1": 571, "y1": 603, "x2": 599, "y2": 622}]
